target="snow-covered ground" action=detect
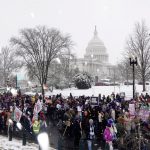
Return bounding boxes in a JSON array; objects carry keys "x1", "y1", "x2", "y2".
[
  {"x1": 0, "y1": 135, "x2": 56, "y2": 150},
  {"x1": 44, "y1": 84, "x2": 150, "y2": 100}
]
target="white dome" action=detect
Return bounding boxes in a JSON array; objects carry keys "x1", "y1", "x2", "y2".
[
  {"x1": 84, "y1": 26, "x2": 108, "y2": 63},
  {"x1": 88, "y1": 34, "x2": 104, "y2": 46}
]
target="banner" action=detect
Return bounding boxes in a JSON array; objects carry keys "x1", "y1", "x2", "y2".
[{"x1": 14, "y1": 107, "x2": 22, "y2": 122}]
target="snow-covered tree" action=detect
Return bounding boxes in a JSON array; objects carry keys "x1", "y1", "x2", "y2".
[{"x1": 73, "y1": 72, "x2": 92, "y2": 89}]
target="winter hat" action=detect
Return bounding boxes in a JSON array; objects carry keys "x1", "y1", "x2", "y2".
[
  {"x1": 89, "y1": 119, "x2": 93, "y2": 125},
  {"x1": 107, "y1": 123, "x2": 112, "y2": 128},
  {"x1": 107, "y1": 118, "x2": 114, "y2": 125}
]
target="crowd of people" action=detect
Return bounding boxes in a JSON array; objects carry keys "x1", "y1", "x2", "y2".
[{"x1": 0, "y1": 91, "x2": 150, "y2": 150}]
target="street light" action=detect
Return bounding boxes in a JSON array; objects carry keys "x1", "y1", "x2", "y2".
[
  {"x1": 96, "y1": 68, "x2": 100, "y2": 83},
  {"x1": 91, "y1": 54, "x2": 94, "y2": 75},
  {"x1": 91, "y1": 54, "x2": 94, "y2": 86},
  {"x1": 16, "y1": 75, "x2": 18, "y2": 89},
  {"x1": 129, "y1": 57, "x2": 137, "y2": 99},
  {"x1": 83, "y1": 61, "x2": 87, "y2": 72}
]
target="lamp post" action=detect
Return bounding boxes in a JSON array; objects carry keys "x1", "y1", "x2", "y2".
[
  {"x1": 91, "y1": 54, "x2": 94, "y2": 81},
  {"x1": 8, "y1": 119, "x2": 13, "y2": 141},
  {"x1": 83, "y1": 61, "x2": 87, "y2": 72},
  {"x1": 96, "y1": 68, "x2": 100, "y2": 83},
  {"x1": 91, "y1": 54, "x2": 93, "y2": 71},
  {"x1": 129, "y1": 57, "x2": 137, "y2": 99},
  {"x1": 16, "y1": 74, "x2": 18, "y2": 89}
]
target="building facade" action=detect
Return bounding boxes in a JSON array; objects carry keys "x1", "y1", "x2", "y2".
[{"x1": 75, "y1": 26, "x2": 114, "y2": 83}]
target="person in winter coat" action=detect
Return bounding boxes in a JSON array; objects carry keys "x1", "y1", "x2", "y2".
[
  {"x1": 20, "y1": 115, "x2": 32, "y2": 133},
  {"x1": 104, "y1": 123, "x2": 114, "y2": 150},
  {"x1": 32, "y1": 118, "x2": 41, "y2": 143},
  {"x1": 63, "y1": 108, "x2": 73, "y2": 137},
  {"x1": 110, "y1": 109, "x2": 115, "y2": 121},
  {"x1": 124, "y1": 112, "x2": 132, "y2": 135},
  {"x1": 39, "y1": 111, "x2": 47, "y2": 133},
  {"x1": 98, "y1": 111, "x2": 104, "y2": 138},
  {"x1": 85, "y1": 119, "x2": 96, "y2": 150},
  {"x1": 107, "y1": 118, "x2": 117, "y2": 140},
  {"x1": 73, "y1": 116, "x2": 82, "y2": 148},
  {"x1": 0, "y1": 113, "x2": 4, "y2": 133},
  {"x1": 81, "y1": 110, "x2": 89, "y2": 132}
]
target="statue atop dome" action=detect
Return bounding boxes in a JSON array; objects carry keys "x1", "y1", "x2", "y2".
[{"x1": 94, "y1": 25, "x2": 98, "y2": 37}]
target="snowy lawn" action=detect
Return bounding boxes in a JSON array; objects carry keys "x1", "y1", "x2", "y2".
[
  {"x1": 45, "y1": 84, "x2": 150, "y2": 100},
  {"x1": 0, "y1": 135, "x2": 56, "y2": 150}
]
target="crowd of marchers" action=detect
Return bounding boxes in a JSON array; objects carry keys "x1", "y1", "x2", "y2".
[{"x1": 0, "y1": 91, "x2": 150, "y2": 150}]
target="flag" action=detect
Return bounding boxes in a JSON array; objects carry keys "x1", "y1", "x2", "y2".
[
  {"x1": 14, "y1": 107, "x2": 22, "y2": 122},
  {"x1": 34, "y1": 99, "x2": 42, "y2": 114},
  {"x1": 33, "y1": 99, "x2": 43, "y2": 120}
]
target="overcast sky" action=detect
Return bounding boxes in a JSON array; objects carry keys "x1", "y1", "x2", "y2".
[{"x1": 0, "y1": 0, "x2": 150, "y2": 65}]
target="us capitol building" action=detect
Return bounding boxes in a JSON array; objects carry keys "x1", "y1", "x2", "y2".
[{"x1": 74, "y1": 26, "x2": 114, "y2": 83}]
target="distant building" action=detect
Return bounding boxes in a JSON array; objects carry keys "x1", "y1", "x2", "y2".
[
  {"x1": 17, "y1": 80, "x2": 29, "y2": 88},
  {"x1": 74, "y1": 26, "x2": 114, "y2": 83}
]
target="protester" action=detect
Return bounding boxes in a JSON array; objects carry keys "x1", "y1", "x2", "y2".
[
  {"x1": 81, "y1": 110, "x2": 89, "y2": 138},
  {"x1": 124, "y1": 112, "x2": 132, "y2": 135},
  {"x1": 32, "y1": 118, "x2": 41, "y2": 143},
  {"x1": 85, "y1": 119, "x2": 96, "y2": 150},
  {"x1": 98, "y1": 110, "x2": 104, "y2": 137},
  {"x1": 104, "y1": 123, "x2": 114, "y2": 150},
  {"x1": 0, "y1": 113, "x2": 3, "y2": 133},
  {"x1": 39, "y1": 111, "x2": 48, "y2": 132},
  {"x1": 0, "y1": 90, "x2": 149, "y2": 149},
  {"x1": 73, "y1": 116, "x2": 82, "y2": 148}
]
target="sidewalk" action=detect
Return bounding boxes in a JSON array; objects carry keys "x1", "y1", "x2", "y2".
[{"x1": 0, "y1": 135, "x2": 56, "y2": 150}]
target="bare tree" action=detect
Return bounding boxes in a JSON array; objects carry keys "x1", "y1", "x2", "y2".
[
  {"x1": 59, "y1": 51, "x2": 77, "y2": 86},
  {"x1": 0, "y1": 47, "x2": 22, "y2": 86},
  {"x1": 47, "y1": 52, "x2": 79, "y2": 90},
  {"x1": 126, "y1": 21, "x2": 150, "y2": 91},
  {"x1": 10, "y1": 26, "x2": 72, "y2": 96}
]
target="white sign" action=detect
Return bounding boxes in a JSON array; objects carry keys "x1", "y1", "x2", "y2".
[
  {"x1": 129, "y1": 104, "x2": 135, "y2": 116},
  {"x1": 14, "y1": 107, "x2": 22, "y2": 122},
  {"x1": 34, "y1": 99, "x2": 42, "y2": 114}
]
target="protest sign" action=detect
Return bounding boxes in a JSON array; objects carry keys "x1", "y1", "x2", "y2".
[
  {"x1": 33, "y1": 99, "x2": 42, "y2": 120},
  {"x1": 14, "y1": 107, "x2": 22, "y2": 122},
  {"x1": 90, "y1": 97, "x2": 99, "y2": 106},
  {"x1": 34, "y1": 99, "x2": 42, "y2": 114}
]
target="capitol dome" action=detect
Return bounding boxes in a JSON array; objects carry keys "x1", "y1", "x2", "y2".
[{"x1": 84, "y1": 26, "x2": 108, "y2": 63}]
